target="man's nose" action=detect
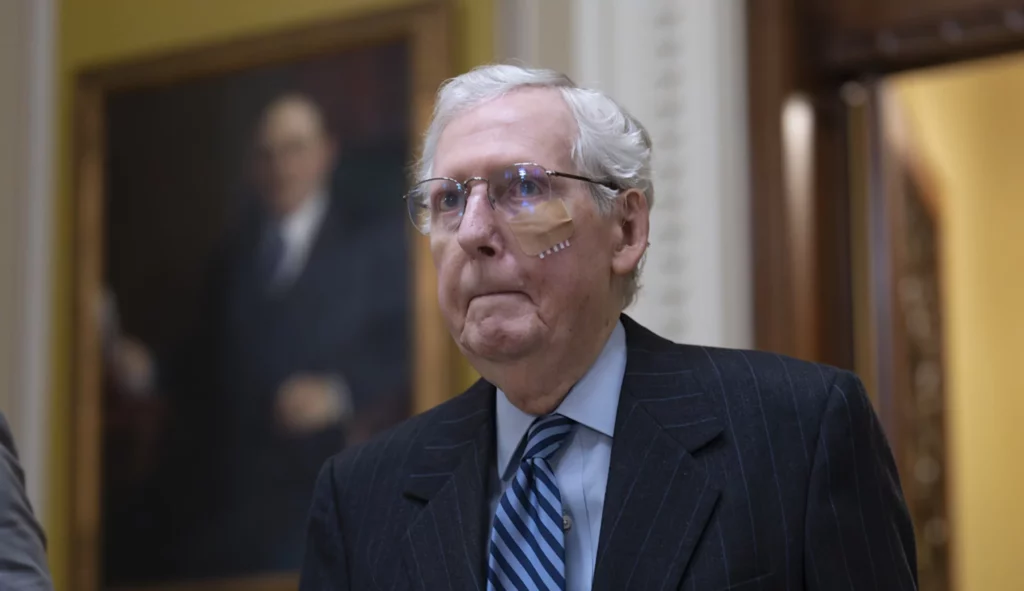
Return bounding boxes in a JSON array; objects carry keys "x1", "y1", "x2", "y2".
[{"x1": 456, "y1": 184, "x2": 502, "y2": 258}]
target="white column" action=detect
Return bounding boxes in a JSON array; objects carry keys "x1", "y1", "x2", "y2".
[
  {"x1": 0, "y1": 0, "x2": 24, "y2": 423},
  {"x1": 496, "y1": 0, "x2": 753, "y2": 349},
  {"x1": 0, "y1": 0, "x2": 55, "y2": 515}
]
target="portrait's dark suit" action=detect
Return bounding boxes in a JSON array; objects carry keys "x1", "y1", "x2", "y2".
[
  {"x1": 300, "y1": 315, "x2": 917, "y2": 590},
  {"x1": 166, "y1": 204, "x2": 409, "y2": 574}
]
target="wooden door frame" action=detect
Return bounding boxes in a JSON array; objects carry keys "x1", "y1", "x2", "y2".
[
  {"x1": 747, "y1": 2, "x2": 1024, "y2": 589},
  {"x1": 747, "y1": 0, "x2": 1024, "y2": 366},
  {"x1": 746, "y1": 0, "x2": 856, "y2": 369}
]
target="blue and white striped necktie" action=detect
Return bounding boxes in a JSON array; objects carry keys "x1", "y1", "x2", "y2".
[{"x1": 488, "y1": 413, "x2": 575, "y2": 591}]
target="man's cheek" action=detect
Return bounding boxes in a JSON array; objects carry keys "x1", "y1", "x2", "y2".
[
  {"x1": 435, "y1": 279, "x2": 462, "y2": 322},
  {"x1": 506, "y1": 198, "x2": 574, "y2": 258},
  {"x1": 429, "y1": 239, "x2": 444, "y2": 270}
]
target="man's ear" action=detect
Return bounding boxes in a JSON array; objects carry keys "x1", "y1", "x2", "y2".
[{"x1": 611, "y1": 188, "x2": 650, "y2": 278}]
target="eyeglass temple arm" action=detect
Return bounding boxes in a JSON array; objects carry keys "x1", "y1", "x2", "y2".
[{"x1": 548, "y1": 171, "x2": 620, "y2": 191}]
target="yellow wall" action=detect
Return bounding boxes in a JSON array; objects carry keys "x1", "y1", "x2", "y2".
[
  {"x1": 893, "y1": 55, "x2": 1024, "y2": 591},
  {"x1": 53, "y1": 1, "x2": 491, "y2": 588}
]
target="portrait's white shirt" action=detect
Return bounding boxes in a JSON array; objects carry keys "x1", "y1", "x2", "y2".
[{"x1": 274, "y1": 189, "x2": 328, "y2": 289}]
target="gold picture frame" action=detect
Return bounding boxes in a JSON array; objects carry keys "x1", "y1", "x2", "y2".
[{"x1": 70, "y1": 3, "x2": 456, "y2": 590}]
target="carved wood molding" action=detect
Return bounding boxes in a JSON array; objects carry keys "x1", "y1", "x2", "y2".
[
  {"x1": 645, "y1": 0, "x2": 690, "y2": 340},
  {"x1": 821, "y1": 4, "x2": 1024, "y2": 73}
]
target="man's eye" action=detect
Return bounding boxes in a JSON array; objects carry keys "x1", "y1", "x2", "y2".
[
  {"x1": 435, "y1": 191, "x2": 464, "y2": 212},
  {"x1": 510, "y1": 179, "x2": 544, "y2": 199}
]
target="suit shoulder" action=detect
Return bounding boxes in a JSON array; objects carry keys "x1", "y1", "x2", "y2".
[
  {"x1": 322, "y1": 380, "x2": 492, "y2": 486},
  {"x1": 684, "y1": 344, "x2": 858, "y2": 416},
  {"x1": 323, "y1": 405, "x2": 432, "y2": 485}
]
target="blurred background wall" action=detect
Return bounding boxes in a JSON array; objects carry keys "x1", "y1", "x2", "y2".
[
  {"x1": 891, "y1": 59, "x2": 1024, "y2": 590},
  {"x1": 0, "y1": 0, "x2": 54, "y2": 540},
  {"x1": 0, "y1": 0, "x2": 24, "y2": 436}
]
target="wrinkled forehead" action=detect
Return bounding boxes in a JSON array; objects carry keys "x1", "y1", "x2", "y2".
[{"x1": 432, "y1": 88, "x2": 577, "y2": 180}]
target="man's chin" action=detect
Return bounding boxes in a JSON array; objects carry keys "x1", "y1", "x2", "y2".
[{"x1": 458, "y1": 321, "x2": 540, "y2": 363}]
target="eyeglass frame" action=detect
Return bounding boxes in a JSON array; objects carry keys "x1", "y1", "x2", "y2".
[{"x1": 403, "y1": 162, "x2": 621, "y2": 235}]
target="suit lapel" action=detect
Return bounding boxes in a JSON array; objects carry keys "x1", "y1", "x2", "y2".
[
  {"x1": 282, "y1": 202, "x2": 341, "y2": 301},
  {"x1": 399, "y1": 380, "x2": 495, "y2": 590},
  {"x1": 593, "y1": 316, "x2": 724, "y2": 591}
]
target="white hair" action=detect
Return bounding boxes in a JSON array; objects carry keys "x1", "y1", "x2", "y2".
[{"x1": 416, "y1": 64, "x2": 654, "y2": 308}]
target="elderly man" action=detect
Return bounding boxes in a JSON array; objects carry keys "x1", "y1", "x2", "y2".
[
  {"x1": 0, "y1": 413, "x2": 53, "y2": 590},
  {"x1": 300, "y1": 65, "x2": 917, "y2": 590}
]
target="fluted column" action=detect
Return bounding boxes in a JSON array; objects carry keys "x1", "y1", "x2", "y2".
[{"x1": 496, "y1": 0, "x2": 752, "y2": 349}]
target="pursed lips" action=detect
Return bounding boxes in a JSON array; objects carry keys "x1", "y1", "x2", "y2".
[{"x1": 468, "y1": 290, "x2": 527, "y2": 303}]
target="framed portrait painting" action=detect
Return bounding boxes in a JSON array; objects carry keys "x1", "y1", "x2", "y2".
[{"x1": 70, "y1": 3, "x2": 456, "y2": 590}]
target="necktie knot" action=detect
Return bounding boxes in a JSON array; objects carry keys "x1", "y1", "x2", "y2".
[{"x1": 523, "y1": 414, "x2": 574, "y2": 462}]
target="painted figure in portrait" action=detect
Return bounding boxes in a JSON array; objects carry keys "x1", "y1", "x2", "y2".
[{"x1": 99, "y1": 41, "x2": 412, "y2": 585}]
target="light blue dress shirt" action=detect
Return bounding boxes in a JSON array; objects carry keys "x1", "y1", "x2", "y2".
[{"x1": 490, "y1": 320, "x2": 626, "y2": 591}]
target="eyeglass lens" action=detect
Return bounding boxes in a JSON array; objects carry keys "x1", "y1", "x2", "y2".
[{"x1": 406, "y1": 164, "x2": 553, "y2": 234}]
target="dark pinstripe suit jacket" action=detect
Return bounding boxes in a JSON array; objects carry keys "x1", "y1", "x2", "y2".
[{"x1": 300, "y1": 316, "x2": 918, "y2": 590}]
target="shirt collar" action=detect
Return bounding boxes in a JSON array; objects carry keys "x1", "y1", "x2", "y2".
[
  {"x1": 495, "y1": 320, "x2": 626, "y2": 479},
  {"x1": 280, "y1": 189, "x2": 328, "y2": 247}
]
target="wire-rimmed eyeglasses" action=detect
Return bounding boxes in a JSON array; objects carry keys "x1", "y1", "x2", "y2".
[{"x1": 403, "y1": 162, "x2": 619, "y2": 235}]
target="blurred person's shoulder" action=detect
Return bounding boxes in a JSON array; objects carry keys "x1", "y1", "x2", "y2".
[
  {"x1": 0, "y1": 412, "x2": 55, "y2": 591},
  {"x1": 0, "y1": 412, "x2": 27, "y2": 483}
]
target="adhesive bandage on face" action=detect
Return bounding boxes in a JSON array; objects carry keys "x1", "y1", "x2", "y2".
[{"x1": 505, "y1": 197, "x2": 574, "y2": 259}]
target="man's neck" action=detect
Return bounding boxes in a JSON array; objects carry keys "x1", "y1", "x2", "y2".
[{"x1": 479, "y1": 313, "x2": 620, "y2": 416}]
